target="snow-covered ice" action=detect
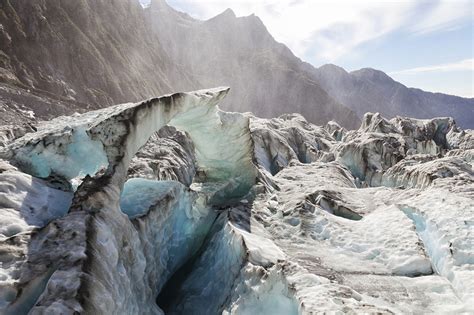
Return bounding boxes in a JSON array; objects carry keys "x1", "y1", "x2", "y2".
[{"x1": 0, "y1": 88, "x2": 472, "y2": 314}]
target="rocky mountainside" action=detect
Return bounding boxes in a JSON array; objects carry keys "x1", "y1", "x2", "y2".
[
  {"x1": 145, "y1": 1, "x2": 360, "y2": 128},
  {"x1": 1, "y1": 0, "x2": 473, "y2": 129},
  {"x1": 0, "y1": 0, "x2": 194, "y2": 124},
  {"x1": 0, "y1": 87, "x2": 472, "y2": 314},
  {"x1": 313, "y1": 64, "x2": 474, "y2": 129},
  {"x1": 146, "y1": 0, "x2": 474, "y2": 129},
  {"x1": 0, "y1": 0, "x2": 359, "y2": 128},
  {"x1": 1, "y1": 0, "x2": 472, "y2": 130}
]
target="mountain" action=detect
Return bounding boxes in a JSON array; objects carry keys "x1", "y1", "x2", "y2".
[
  {"x1": 146, "y1": 2, "x2": 474, "y2": 128},
  {"x1": 145, "y1": 1, "x2": 360, "y2": 128},
  {"x1": 0, "y1": 0, "x2": 194, "y2": 124},
  {"x1": 0, "y1": 0, "x2": 360, "y2": 129},
  {"x1": 313, "y1": 64, "x2": 474, "y2": 128},
  {"x1": 0, "y1": 0, "x2": 472, "y2": 129}
]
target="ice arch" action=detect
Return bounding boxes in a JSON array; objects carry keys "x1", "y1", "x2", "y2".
[
  {"x1": 0, "y1": 87, "x2": 257, "y2": 314},
  {"x1": 3, "y1": 87, "x2": 256, "y2": 204}
]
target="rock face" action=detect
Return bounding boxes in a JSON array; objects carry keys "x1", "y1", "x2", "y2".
[
  {"x1": 0, "y1": 88, "x2": 472, "y2": 314},
  {"x1": 146, "y1": 2, "x2": 360, "y2": 129},
  {"x1": 0, "y1": 0, "x2": 191, "y2": 105},
  {"x1": 0, "y1": 0, "x2": 359, "y2": 129}
]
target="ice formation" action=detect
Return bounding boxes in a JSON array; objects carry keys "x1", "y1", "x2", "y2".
[{"x1": 0, "y1": 88, "x2": 472, "y2": 314}]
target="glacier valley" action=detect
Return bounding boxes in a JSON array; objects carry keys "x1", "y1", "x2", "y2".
[{"x1": 0, "y1": 87, "x2": 472, "y2": 314}]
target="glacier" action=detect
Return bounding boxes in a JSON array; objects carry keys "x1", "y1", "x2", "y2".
[{"x1": 0, "y1": 87, "x2": 472, "y2": 314}]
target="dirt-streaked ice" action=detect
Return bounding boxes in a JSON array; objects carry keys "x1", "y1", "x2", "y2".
[{"x1": 0, "y1": 88, "x2": 472, "y2": 314}]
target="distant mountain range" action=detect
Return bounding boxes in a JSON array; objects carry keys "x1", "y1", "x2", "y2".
[
  {"x1": 0, "y1": 0, "x2": 472, "y2": 128},
  {"x1": 313, "y1": 64, "x2": 474, "y2": 129}
]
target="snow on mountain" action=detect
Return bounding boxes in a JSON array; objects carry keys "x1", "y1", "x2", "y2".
[{"x1": 0, "y1": 88, "x2": 472, "y2": 314}]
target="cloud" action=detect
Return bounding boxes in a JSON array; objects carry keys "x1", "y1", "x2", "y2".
[
  {"x1": 166, "y1": 0, "x2": 472, "y2": 63},
  {"x1": 389, "y1": 59, "x2": 474, "y2": 75},
  {"x1": 410, "y1": 0, "x2": 473, "y2": 35}
]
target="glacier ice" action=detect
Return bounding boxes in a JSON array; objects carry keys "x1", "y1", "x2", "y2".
[
  {"x1": 120, "y1": 177, "x2": 216, "y2": 295},
  {"x1": 7, "y1": 126, "x2": 108, "y2": 181},
  {"x1": 250, "y1": 113, "x2": 335, "y2": 176},
  {"x1": 223, "y1": 266, "x2": 299, "y2": 315},
  {"x1": 127, "y1": 126, "x2": 196, "y2": 186},
  {"x1": 0, "y1": 87, "x2": 257, "y2": 314},
  {"x1": 0, "y1": 160, "x2": 74, "y2": 314},
  {"x1": 159, "y1": 214, "x2": 246, "y2": 314},
  {"x1": 2, "y1": 87, "x2": 255, "y2": 199},
  {"x1": 0, "y1": 88, "x2": 472, "y2": 314}
]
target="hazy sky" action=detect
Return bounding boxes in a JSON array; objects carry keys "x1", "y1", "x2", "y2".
[{"x1": 159, "y1": 0, "x2": 473, "y2": 97}]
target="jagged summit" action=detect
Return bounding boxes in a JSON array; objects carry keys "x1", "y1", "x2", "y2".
[
  {"x1": 318, "y1": 63, "x2": 349, "y2": 75},
  {"x1": 212, "y1": 8, "x2": 236, "y2": 19},
  {"x1": 351, "y1": 67, "x2": 395, "y2": 83}
]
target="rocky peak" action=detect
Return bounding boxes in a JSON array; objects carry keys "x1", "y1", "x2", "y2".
[
  {"x1": 318, "y1": 63, "x2": 349, "y2": 76},
  {"x1": 351, "y1": 67, "x2": 394, "y2": 83}
]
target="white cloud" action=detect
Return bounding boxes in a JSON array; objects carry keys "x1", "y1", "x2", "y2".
[
  {"x1": 166, "y1": 0, "x2": 472, "y2": 63},
  {"x1": 389, "y1": 59, "x2": 474, "y2": 75},
  {"x1": 411, "y1": 0, "x2": 473, "y2": 35}
]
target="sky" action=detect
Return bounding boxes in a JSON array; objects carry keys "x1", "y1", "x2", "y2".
[{"x1": 158, "y1": 0, "x2": 473, "y2": 97}]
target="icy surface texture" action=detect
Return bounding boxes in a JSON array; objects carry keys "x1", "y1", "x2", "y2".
[
  {"x1": 0, "y1": 87, "x2": 256, "y2": 314},
  {"x1": 223, "y1": 265, "x2": 299, "y2": 315},
  {"x1": 0, "y1": 160, "x2": 73, "y2": 314},
  {"x1": 4, "y1": 126, "x2": 108, "y2": 181},
  {"x1": 1, "y1": 87, "x2": 256, "y2": 197},
  {"x1": 161, "y1": 215, "x2": 247, "y2": 314},
  {"x1": 250, "y1": 113, "x2": 335, "y2": 176},
  {"x1": 161, "y1": 209, "x2": 297, "y2": 315},
  {"x1": 128, "y1": 126, "x2": 196, "y2": 186},
  {"x1": 0, "y1": 87, "x2": 472, "y2": 314},
  {"x1": 334, "y1": 112, "x2": 472, "y2": 187},
  {"x1": 0, "y1": 124, "x2": 36, "y2": 148},
  {"x1": 121, "y1": 178, "x2": 216, "y2": 294},
  {"x1": 245, "y1": 112, "x2": 473, "y2": 312}
]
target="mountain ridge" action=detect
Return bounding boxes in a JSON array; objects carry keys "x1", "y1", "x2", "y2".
[
  {"x1": 145, "y1": 1, "x2": 474, "y2": 129},
  {"x1": 0, "y1": 0, "x2": 472, "y2": 128},
  {"x1": 312, "y1": 62, "x2": 474, "y2": 127}
]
